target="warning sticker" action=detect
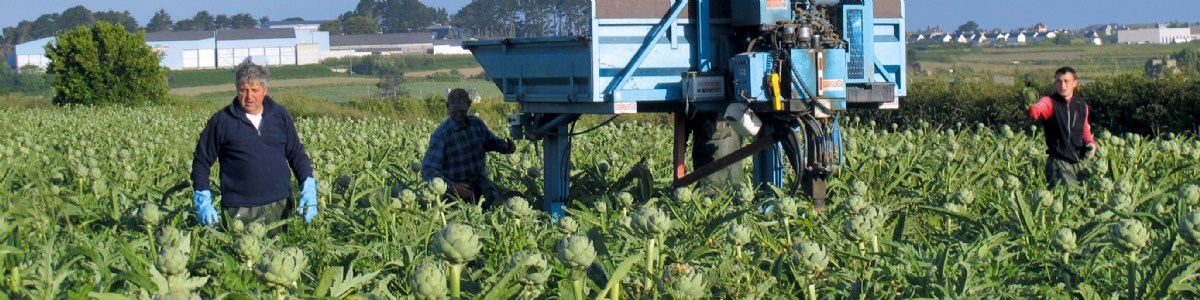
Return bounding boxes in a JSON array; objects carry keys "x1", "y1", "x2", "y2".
[
  {"x1": 614, "y1": 102, "x2": 637, "y2": 114},
  {"x1": 766, "y1": 0, "x2": 786, "y2": 9},
  {"x1": 821, "y1": 79, "x2": 845, "y2": 91}
]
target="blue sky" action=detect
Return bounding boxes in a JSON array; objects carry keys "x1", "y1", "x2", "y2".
[{"x1": 1, "y1": 0, "x2": 1196, "y2": 32}]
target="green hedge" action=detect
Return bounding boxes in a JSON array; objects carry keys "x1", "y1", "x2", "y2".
[{"x1": 852, "y1": 74, "x2": 1200, "y2": 136}]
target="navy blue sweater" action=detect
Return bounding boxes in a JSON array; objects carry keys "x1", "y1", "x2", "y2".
[{"x1": 191, "y1": 96, "x2": 313, "y2": 207}]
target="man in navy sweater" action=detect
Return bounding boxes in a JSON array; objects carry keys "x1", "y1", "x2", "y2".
[{"x1": 191, "y1": 59, "x2": 318, "y2": 227}]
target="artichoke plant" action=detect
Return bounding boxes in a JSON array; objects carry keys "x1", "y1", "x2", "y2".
[
  {"x1": 1109, "y1": 219, "x2": 1148, "y2": 260},
  {"x1": 138, "y1": 202, "x2": 162, "y2": 228},
  {"x1": 236, "y1": 234, "x2": 264, "y2": 268},
  {"x1": 954, "y1": 188, "x2": 975, "y2": 205},
  {"x1": 504, "y1": 197, "x2": 535, "y2": 222},
  {"x1": 507, "y1": 249, "x2": 551, "y2": 297},
  {"x1": 431, "y1": 223, "x2": 482, "y2": 265},
  {"x1": 557, "y1": 216, "x2": 579, "y2": 235},
  {"x1": 430, "y1": 223, "x2": 481, "y2": 298},
  {"x1": 256, "y1": 247, "x2": 309, "y2": 289},
  {"x1": 248, "y1": 222, "x2": 268, "y2": 239},
  {"x1": 726, "y1": 223, "x2": 751, "y2": 246},
  {"x1": 663, "y1": 263, "x2": 706, "y2": 299},
  {"x1": 1180, "y1": 185, "x2": 1200, "y2": 206},
  {"x1": 675, "y1": 187, "x2": 696, "y2": 203},
  {"x1": 792, "y1": 240, "x2": 830, "y2": 275},
  {"x1": 157, "y1": 244, "x2": 190, "y2": 276},
  {"x1": 410, "y1": 262, "x2": 448, "y2": 300},
  {"x1": 631, "y1": 206, "x2": 672, "y2": 237},
  {"x1": 842, "y1": 214, "x2": 877, "y2": 245},
  {"x1": 557, "y1": 235, "x2": 597, "y2": 269},
  {"x1": 1053, "y1": 227, "x2": 1077, "y2": 264},
  {"x1": 845, "y1": 195, "x2": 870, "y2": 214},
  {"x1": 1178, "y1": 211, "x2": 1200, "y2": 245}
]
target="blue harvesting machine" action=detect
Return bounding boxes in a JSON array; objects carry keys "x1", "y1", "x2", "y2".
[{"x1": 463, "y1": 0, "x2": 907, "y2": 216}]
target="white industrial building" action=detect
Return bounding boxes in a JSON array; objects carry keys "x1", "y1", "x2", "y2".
[
  {"x1": 1118, "y1": 25, "x2": 1194, "y2": 44},
  {"x1": 10, "y1": 28, "x2": 471, "y2": 70}
]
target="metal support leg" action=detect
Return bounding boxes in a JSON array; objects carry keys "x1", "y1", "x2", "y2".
[
  {"x1": 673, "y1": 114, "x2": 688, "y2": 185},
  {"x1": 752, "y1": 142, "x2": 784, "y2": 193},
  {"x1": 543, "y1": 124, "x2": 571, "y2": 218}
]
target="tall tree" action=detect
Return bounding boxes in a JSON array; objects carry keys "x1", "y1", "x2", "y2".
[
  {"x1": 31, "y1": 14, "x2": 58, "y2": 38},
  {"x1": 147, "y1": 10, "x2": 173, "y2": 32},
  {"x1": 283, "y1": 17, "x2": 305, "y2": 21},
  {"x1": 192, "y1": 11, "x2": 216, "y2": 31},
  {"x1": 957, "y1": 20, "x2": 980, "y2": 33},
  {"x1": 173, "y1": 19, "x2": 197, "y2": 31},
  {"x1": 215, "y1": 14, "x2": 232, "y2": 29},
  {"x1": 377, "y1": 0, "x2": 437, "y2": 33},
  {"x1": 45, "y1": 21, "x2": 167, "y2": 106},
  {"x1": 94, "y1": 10, "x2": 139, "y2": 32},
  {"x1": 318, "y1": 20, "x2": 341, "y2": 34},
  {"x1": 342, "y1": 15, "x2": 379, "y2": 35},
  {"x1": 259, "y1": 16, "x2": 271, "y2": 25},
  {"x1": 230, "y1": 13, "x2": 258, "y2": 29},
  {"x1": 56, "y1": 6, "x2": 94, "y2": 32}
]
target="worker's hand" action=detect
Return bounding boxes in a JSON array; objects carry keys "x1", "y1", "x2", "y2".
[
  {"x1": 298, "y1": 177, "x2": 318, "y2": 222},
  {"x1": 452, "y1": 182, "x2": 475, "y2": 199},
  {"x1": 193, "y1": 190, "x2": 219, "y2": 226},
  {"x1": 1084, "y1": 143, "x2": 1098, "y2": 160},
  {"x1": 505, "y1": 138, "x2": 517, "y2": 153}
]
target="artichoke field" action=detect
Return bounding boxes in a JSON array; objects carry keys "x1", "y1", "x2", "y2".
[{"x1": 0, "y1": 107, "x2": 1199, "y2": 299}]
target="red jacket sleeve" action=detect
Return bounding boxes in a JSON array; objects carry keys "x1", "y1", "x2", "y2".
[
  {"x1": 1028, "y1": 96, "x2": 1053, "y2": 121},
  {"x1": 1083, "y1": 105, "x2": 1095, "y2": 144}
]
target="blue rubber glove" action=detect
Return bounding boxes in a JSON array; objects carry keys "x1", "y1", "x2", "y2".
[
  {"x1": 193, "y1": 190, "x2": 219, "y2": 226},
  {"x1": 298, "y1": 177, "x2": 318, "y2": 222}
]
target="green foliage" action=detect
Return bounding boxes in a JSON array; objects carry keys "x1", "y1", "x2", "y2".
[
  {"x1": 44, "y1": 21, "x2": 168, "y2": 106},
  {"x1": 0, "y1": 64, "x2": 53, "y2": 95},
  {"x1": 855, "y1": 73, "x2": 1200, "y2": 136}
]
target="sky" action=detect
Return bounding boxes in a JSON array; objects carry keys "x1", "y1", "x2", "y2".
[{"x1": 0, "y1": 0, "x2": 1197, "y2": 32}]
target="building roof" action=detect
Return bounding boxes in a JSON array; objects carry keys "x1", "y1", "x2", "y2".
[
  {"x1": 261, "y1": 20, "x2": 328, "y2": 28},
  {"x1": 217, "y1": 28, "x2": 296, "y2": 41},
  {"x1": 145, "y1": 31, "x2": 215, "y2": 42},
  {"x1": 330, "y1": 33, "x2": 433, "y2": 47}
]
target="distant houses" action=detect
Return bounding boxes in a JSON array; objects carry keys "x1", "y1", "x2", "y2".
[{"x1": 911, "y1": 22, "x2": 1198, "y2": 47}]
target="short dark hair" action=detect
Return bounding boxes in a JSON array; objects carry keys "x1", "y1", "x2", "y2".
[
  {"x1": 447, "y1": 88, "x2": 470, "y2": 104},
  {"x1": 1054, "y1": 66, "x2": 1076, "y2": 78}
]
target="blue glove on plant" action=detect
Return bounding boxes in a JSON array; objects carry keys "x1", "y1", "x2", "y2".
[
  {"x1": 193, "y1": 190, "x2": 219, "y2": 226},
  {"x1": 299, "y1": 177, "x2": 318, "y2": 222}
]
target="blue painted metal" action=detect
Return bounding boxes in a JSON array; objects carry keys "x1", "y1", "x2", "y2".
[
  {"x1": 731, "y1": 52, "x2": 772, "y2": 102},
  {"x1": 731, "y1": 0, "x2": 793, "y2": 27},
  {"x1": 543, "y1": 124, "x2": 571, "y2": 216},
  {"x1": 822, "y1": 48, "x2": 848, "y2": 99},
  {"x1": 752, "y1": 143, "x2": 784, "y2": 190},
  {"x1": 601, "y1": 0, "x2": 690, "y2": 99}
]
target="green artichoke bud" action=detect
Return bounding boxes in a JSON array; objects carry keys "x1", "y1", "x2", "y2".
[
  {"x1": 846, "y1": 195, "x2": 869, "y2": 214},
  {"x1": 992, "y1": 177, "x2": 1005, "y2": 190},
  {"x1": 675, "y1": 187, "x2": 696, "y2": 203},
  {"x1": 428, "y1": 178, "x2": 448, "y2": 197},
  {"x1": 775, "y1": 197, "x2": 799, "y2": 218},
  {"x1": 941, "y1": 202, "x2": 963, "y2": 214},
  {"x1": 400, "y1": 189, "x2": 418, "y2": 205},
  {"x1": 594, "y1": 201, "x2": 608, "y2": 215},
  {"x1": 1178, "y1": 211, "x2": 1200, "y2": 245},
  {"x1": 1052, "y1": 228, "x2": 1077, "y2": 253},
  {"x1": 229, "y1": 219, "x2": 246, "y2": 234},
  {"x1": 504, "y1": 197, "x2": 535, "y2": 220},
  {"x1": 507, "y1": 250, "x2": 551, "y2": 286},
  {"x1": 1052, "y1": 200, "x2": 1065, "y2": 215},
  {"x1": 1179, "y1": 185, "x2": 1200, "y2": 206},
  {"x1": 139, "y1": 202, "x2": 162, "y2": 227},
  {"x1": 1108, "y1": 194, "x2": 1133, "y2": 213},
  {"x1": 557, "y1": 216, "x2": 579, "y2": 235},
  {"x1": 557, "y1": 235, "x2": 596, "y2": 269},
  {"x1": 954, "y1": 188, "x2": 975, "y2": 205},
  {"x1": 842, "y1": 214, "x2": 877, "y2": 243},
  {"x1": 1033, "y1": 190, "x2": 1054, "y2": 209},
  {"x1": 735, "y1": 183, "x2": 755, "y2": 205},
  {"x1": 616, "y1": 216, "x2": 632, "y2": 231},
  {"x1": 157, "y1": 227, "x2": 186, "y2": 250},
  {"x1": 431, "y1": 223, "x2": 481, "y2": 265},
  {"x1": 1094, "y1": 177, "x2": 1114, "y2": 193},
  {"x1": 1114, "y1": 180, "x2": 1134, "y2": 196},
  {"x1": 248, "y1": 222, "x2": 268, "y2": 239},
  {"x1": 663, "y1": 263, "x2": 706, "y2": 299},
  {"x1": 631, "y1": 206, "x2": 672, "y2": 236},
  {"x1": 791, "y1": 240, "x2": 830, "y2": 274},
  {"x1": 1005, "y1": 175, "x2": 1022, "y2": 190},
  {"x1": 236, "y1": 235, "x2": 264, "y2": 268},
  {"x1": 726, "y1": 223, "x2": 752, "y2": 246},
  {"x1": 1110, "y1": 219, "x2": 1149, "y2": 253},
  {"x1": 256, "y1": 247, "x2": 308, "y2": 289},
  {"x1": 618, "y1": 192, "x2": 635, "y2": 208},
  {"x1": 850, "y1": 181, "x2": 869, "y2": 196},
  {"x1": 859, "y1": 206, "x2": 886, "y2": 227},
  {"x1": 410, "y1": 262, "x2": 448, "y2": 300},
  {"x1": 1153, "y1": 203, "x2": 1168, "y2": 216},
  {"x1": 157, "y1": 246, "x2": 190, "y2": 276}
]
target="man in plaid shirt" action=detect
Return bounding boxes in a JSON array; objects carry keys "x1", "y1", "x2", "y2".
[{"x1": 421, "y1": 88, "x2": 517, "y2": 207}]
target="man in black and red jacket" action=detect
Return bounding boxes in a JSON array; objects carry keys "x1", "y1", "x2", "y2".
[{"x1": 1028, "y1": 66, "x2": 1099, "y2": 188}]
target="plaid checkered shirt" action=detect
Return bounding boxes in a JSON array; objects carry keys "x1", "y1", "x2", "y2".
[{"x1": 421, "y1": 116, "x2": 512, "y2": 184}]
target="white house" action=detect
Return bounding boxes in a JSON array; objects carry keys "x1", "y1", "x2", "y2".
[{"x1": 1118, "y1": 24, "x2": 1194, "y2": 44}]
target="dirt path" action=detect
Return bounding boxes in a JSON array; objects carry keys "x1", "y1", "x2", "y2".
[{"x1": 171, "y1": 77, "x2": 379, "y2": 97}]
